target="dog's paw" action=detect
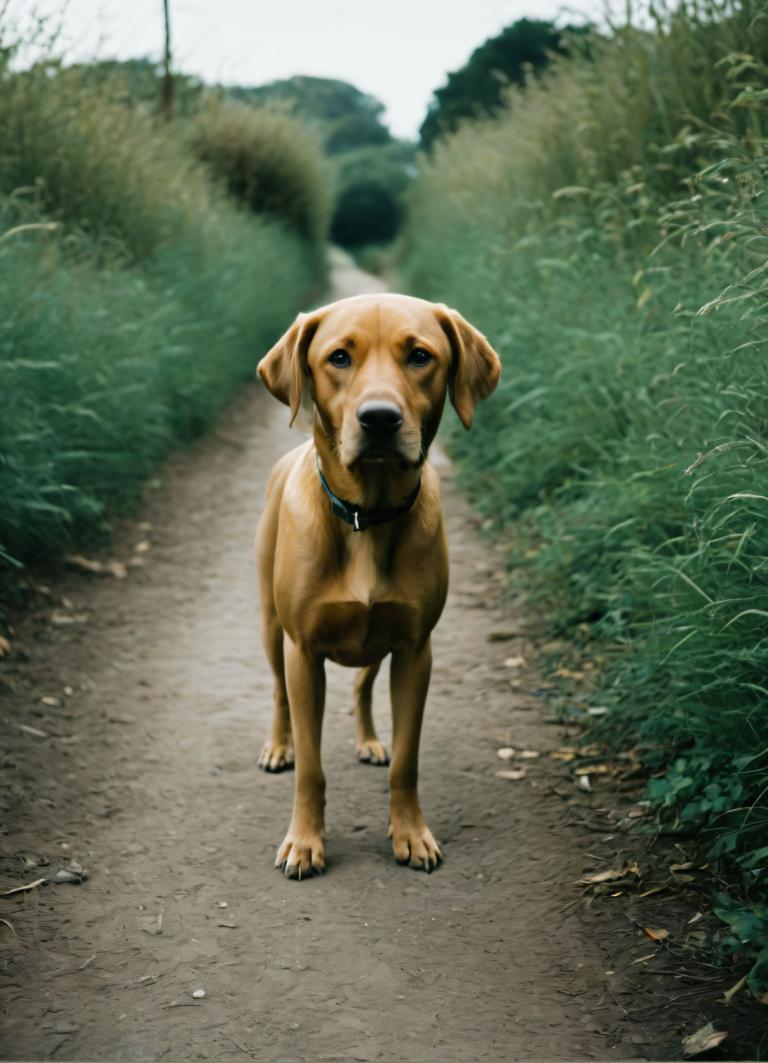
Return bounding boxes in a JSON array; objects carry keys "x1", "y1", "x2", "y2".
[
  {"x1": 258, "y1": 740, "x2": 294, "y2": 773},
  {"x1": 275, "y1": 829, "x2": 325, "y2": 880},
  {"x1": 390, "y1": 819, "x2": 442, "y2": 873},
  {"x1": 356, "y1": 739, "x2": 389, "y2": 766}
]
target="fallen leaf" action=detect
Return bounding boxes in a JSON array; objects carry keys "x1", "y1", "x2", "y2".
[
  {"x1": 3, "y1": 877, "x2": 47, "y2": 896},
  {"x1": 41, "y1": 695, "x2": 60, "y2": 707},
  {"x1": 17, "y1": 723, "x2": 49, "y2": 738},
  {"x1": 577, "y1": 775, "x2": 592, "y2": 792},
  {"x1": 495, "y1": 769, "x2": 527, "y2": 781},
  {"x1": 551, "y1": 748, "x2": 577, "y2": 761},
  {"x1": 554, "y1": 666, "x2": 585, "y2": 680},
  {"x1": 574, "y1": 763, "x2": 614, "y2": 775},
  {"x1": 687, "y1": 911, "x2": 704, "y2": 925},
  {"x1": 722, "y1": 974, "x2": 746, "y2": 1005},
  {"x1": 580, "y1": 865, "x2": 640, "y2": 885},
  {"x1": 519, "y1": 750, "x2": 540, "y2": 759},
  {"x1": 682, "y1": 1022, "x2": 728, "y2": 1057},
  {"x1": 50, "y1": 610, "x2": 88, "y2": 626},
  {"x1": 638, "y1": 885, "x2": 667, "y2": 898},
  {"x1": 134, "y1": 540, "x2": 151, "y2": 554},
  {"x1": 52, "y1": 867, "x2": 88, "y2": 885},
  {"x1": 66, "y1": 555, "x2": 127, "y2": 579},
  {"x1": 66, "y1": 554, "x2": 103, "y2": 575},
  {"x1": 629, "y1": 952, "x2": 656, "y2": 966},
  {"x1": 503, "y1": 655, "x2": 525, "y2": 669},
  {"x1": 0, "y1": 635, "x2": 11, "y2": 657},
  {"x1": 643, "y1": 927, "x2": 670, "y2": 941},
  {"x1": 670, "y1": 861, "x2": 694, "y2": 872},
  {"x1": 496, "y1": 747, "x2": 516, "y2": 761}
]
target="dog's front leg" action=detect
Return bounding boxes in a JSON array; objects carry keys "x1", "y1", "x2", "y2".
[
  {"x1": 275, "y1": 638, "x2": 326, "y2": 879},
  {"x1": 388, "y1": 639, "x2": 443, "y2": 872}
]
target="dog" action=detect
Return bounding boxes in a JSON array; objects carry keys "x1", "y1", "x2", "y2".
[{"x1": 255, "y1": 293, "x2": 500, "y2": 879}]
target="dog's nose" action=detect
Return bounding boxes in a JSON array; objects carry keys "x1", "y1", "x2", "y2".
[{"x1": 357, "y1": 401, "x2": 403, "y2": 434}]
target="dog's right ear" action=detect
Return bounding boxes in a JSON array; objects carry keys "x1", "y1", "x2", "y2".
[{"x1": 257, "y1": 311, "x2": 321, "y2": 425}]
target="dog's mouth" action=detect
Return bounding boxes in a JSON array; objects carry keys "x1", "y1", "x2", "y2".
[{"x1": 340, "y1": 424, "x2": 424, "y2": 471}]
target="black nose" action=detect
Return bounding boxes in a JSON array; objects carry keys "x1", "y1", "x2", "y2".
[{"x1": 357, "y1": 401, "x2": 403, "y2": 434}]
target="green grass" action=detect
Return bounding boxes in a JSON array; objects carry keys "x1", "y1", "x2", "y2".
[
  {"x1": 0, "y1": 206, "x2": 314, "y2": 570},
  {"x1": 0, "y1": 28, "x2": 325, "y2": 580},
  {"x1": 402, "y1": 0, "x2": 768, "y2": 998}
]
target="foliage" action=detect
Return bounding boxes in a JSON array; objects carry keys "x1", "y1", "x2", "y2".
[
  {"x1": 230, "y1": 76, "x2": 392, "y2": 155},
  {"x1": 0, "y1": 30, "x2": 320, "y2": 578},
  {"x1": 61, "y1": 57, "x2": 205, "y2": 117},
  {"x1": 0, "y1": 56, "x2": 213, "y2": 262},
  {"x1": 419, "y1": 17, "x2": 588, "y2": 149},
  {"x1": 189, "y1": 99, "x2": 331, "y2": 248},
  {"x1": 403, "y1": 0, "x2": 768, "y2": 995},
  {"x1": 330, "y1": 141, "x2": 416, "y2": 248}
]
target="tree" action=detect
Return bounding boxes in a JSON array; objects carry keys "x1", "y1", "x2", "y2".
[
  {"x1": 229, "y1": 76, "x2": 392, "y2": 155},
  {"x1": 419, "y1": 18, "x2": 590, "y2": 148}
]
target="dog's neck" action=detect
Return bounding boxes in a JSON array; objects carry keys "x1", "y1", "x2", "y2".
[{"x1": 313, "y1": 427, "x2": 422, "y2": 513}]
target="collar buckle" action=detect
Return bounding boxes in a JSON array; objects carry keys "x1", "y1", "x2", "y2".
[{"x1": 316, "y1": 459, "x2": 421, "y2": 533}]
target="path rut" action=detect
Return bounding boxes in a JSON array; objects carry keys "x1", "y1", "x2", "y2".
[{"x1": 1, "y1": 253, "x2": 649, "y2": 1061}]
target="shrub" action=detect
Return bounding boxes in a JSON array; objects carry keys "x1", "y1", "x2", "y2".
[
  {"x1": 189, "y1": 99, "x2": 331, "y2": 247},
  {"x1": 0, "y1": 28, "x2": 320, "y2": 578},
  {"x1": 0, "y1": 55, "x2": 213, "y2": 262},
  {"x1": 330, "y1": 142, "x2": 415, "y2": 248}
]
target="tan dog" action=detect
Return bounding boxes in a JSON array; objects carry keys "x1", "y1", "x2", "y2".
[{"x1": 255, "y1": 293, "x2": 500, "y2": 879}]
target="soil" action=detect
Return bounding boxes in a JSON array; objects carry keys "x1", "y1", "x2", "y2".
[{"x1": 0, "y1": 252, "x2": 758, "y2": 1061}]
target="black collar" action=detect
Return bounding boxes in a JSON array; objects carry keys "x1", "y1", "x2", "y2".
[{"x1": 317, "y1": 461, "x2": 421, "y2": 532}]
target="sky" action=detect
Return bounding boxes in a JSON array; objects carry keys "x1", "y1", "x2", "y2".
[{"x1": 9, "y1": 0, "x2": 595, "y2": 138}]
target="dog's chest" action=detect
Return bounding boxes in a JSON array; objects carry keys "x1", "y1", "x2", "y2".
[{"x1": 306, "y1": 535, "x2": 419, "y2": 665}]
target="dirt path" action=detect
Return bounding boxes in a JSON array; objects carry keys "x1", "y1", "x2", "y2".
[{"x1": 1, "y1": 252, "x2": 656, "y2": 1061}]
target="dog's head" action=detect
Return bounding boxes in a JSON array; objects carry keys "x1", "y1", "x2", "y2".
[{"x1": 258, "y1": 293, "x2": 500, "y2": 469}]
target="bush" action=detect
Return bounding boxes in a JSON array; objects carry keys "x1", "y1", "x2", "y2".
[
  {"x1": 0, "y1": 57, "x2": 213, "y2": 262},
  {"x1": 0, "y1": 204, "x2": 313, "y2": 570},
  {"x1": 402, "y1": 0, "x2": 768, "y2": 996},
  {"x1": 0, "y1": 30, "x2": 321, "y2": 577},
  {"x1": 189, "y1": 99, "x2": 331, "y2": 247},
  {"x1": 330, "y1": 142, "x2": 415, "y2": 248}
]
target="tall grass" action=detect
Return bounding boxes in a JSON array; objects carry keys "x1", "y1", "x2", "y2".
[
  {"x1": 403, "y1": 0, "x2": 768, "y2": 995},
  {"x1": 0, "y1": 31, "x2": 325, "y2": 578}
]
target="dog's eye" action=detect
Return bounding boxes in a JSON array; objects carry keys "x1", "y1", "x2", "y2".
[
  {"x1": 408, "y1": 347, "x2": 432, "y2": 367},
  {"x1": 328, "y1": 349, "x2": 351, "y2": 368}
]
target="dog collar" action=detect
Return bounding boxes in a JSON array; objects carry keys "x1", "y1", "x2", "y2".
[{"x1": 317, "y1": 462, "x2": 421, "y2": 532}]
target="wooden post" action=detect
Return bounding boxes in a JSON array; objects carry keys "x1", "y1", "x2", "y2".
[{"x1": 161, "y1": 0, "x2": 173, "y2": 121}]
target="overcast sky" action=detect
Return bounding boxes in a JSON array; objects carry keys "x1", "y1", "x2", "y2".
[{"x1": 9, "y1": 0, "x2": 594, "y2": 138}]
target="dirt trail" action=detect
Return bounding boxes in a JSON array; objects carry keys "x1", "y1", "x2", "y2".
[{"x1": 1, "y1": 251, "x2": 653, "y2": 1061}]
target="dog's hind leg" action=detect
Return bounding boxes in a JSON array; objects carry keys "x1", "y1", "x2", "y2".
[
  {"x1": 354, "y1": 659, "x2": 389, "y2": 765},
  {"x1": 257, "y1": 606, "x2": 294, "y2": 772}
]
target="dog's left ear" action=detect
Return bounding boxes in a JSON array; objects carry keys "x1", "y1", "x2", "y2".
[
  {"x1": 257, "y1": 310, "x2": 321, "y2": 425},
  {"x1": 436, "y1": 305, "x2": 501, "y2": 429}
]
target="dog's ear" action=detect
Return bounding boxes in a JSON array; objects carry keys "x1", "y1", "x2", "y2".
[
  {"x1": 257, "y1": 311, "x2": 321, "y2": 425},
  {"x1": 436, "y1": 305, "x2": 501, "y2": 430}
]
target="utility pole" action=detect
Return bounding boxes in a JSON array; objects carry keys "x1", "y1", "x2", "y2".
[{"x1": 161, "y1": 0, "x2": 173, "y2": 121}]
